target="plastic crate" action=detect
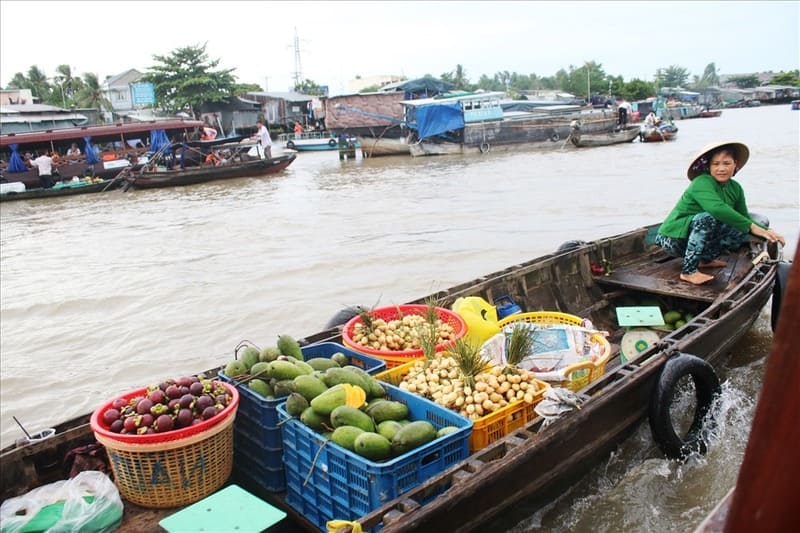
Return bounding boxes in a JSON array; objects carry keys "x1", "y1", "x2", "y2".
[
  {"x1": 497, "y1": 312, "x2": 611, "y2": 392},
  {"x1": 376, "y1": 360, "x2": 549, "y2": 452},
  {"x1": 276, "y1": 383, "x2": 472, "y2": 531},
  {"x1": 341, "y1": 305, "x2": 467, "y2": 369},
  {"x1": 218, "y1": 343, "x2": 385, "y2": 493}
]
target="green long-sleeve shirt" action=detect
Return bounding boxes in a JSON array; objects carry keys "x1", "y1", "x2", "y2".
[{"x1": 658, "y1": 173, "x2": 760, "y2": 238}]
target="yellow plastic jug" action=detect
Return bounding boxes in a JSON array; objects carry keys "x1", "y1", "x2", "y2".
[{"x1": 451, "y1": 296, "x2": 501, "y2": 346}]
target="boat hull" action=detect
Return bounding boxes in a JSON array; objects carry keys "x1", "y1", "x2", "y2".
[
  {"x1": 410, "y1": 109, "x2": 618, "y2": 156},
  {"x1": 357, "y1": 136, "x2": 411, "y2": 157},
  {"x1": 570, "y1": 125, "x2": 640, "y2": 147},
  {"x1": 0, "y1": 177, "x2": 126, "y2": 202},
  {"x1": 128, "y1": 155, "x2": 296, "y2": 190}
]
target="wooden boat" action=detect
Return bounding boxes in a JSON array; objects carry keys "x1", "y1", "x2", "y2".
[
  {"x1": 640, "y1": 123, "x2": 679, "y2": 142},
  {"x1": 125, "y1": 153, "x2": 296, "y2": 190},
  {"x1": 0, "y1": 119, "x2": 203, "y2": 189},
  {"x1": 791, "y1": 100, "x2": 800, "y2": 110},
  {"x1": 569, "y1": 125, "x2": 640, "y2": 147},
  {"x1": 0, "y1": 224, "x2": 787, "y2": 532},
  {"x1": 403, "y1": 92, "x2": 619, "y2": 156},
  {"x1": 698, "y1": 109, "x2": 723, "y2": 118},
  {"x1": 0, "y1": 170, "x2": 130, "y2": 203}
]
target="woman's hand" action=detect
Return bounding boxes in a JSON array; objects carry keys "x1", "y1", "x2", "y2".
[{"x1": 751, "y1": 223, "x2": 786, "y2": 246}]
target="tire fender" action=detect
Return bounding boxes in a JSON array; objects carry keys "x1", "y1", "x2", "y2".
[
  {"x1": 648, "y1": 352, "x2": 720, "y2": 459},
  {"x1": 480, "y1": 142, "x2": 490, "y2": 153},
  {"x1": 549, "y1": 131, "x2": 560, "y2": 142},
  {"x1": 771, "y1": 261, "x2": 791, "y2": 332},
  {"x1": 328, "y1": 139, "x2": 338, "y2": 147},
  {"x1": 556, "y1": 240, "x2": 587, "y2": 253},
  {"x1": 324, "y1": 306, "x2": 362, "y2": 330},
  {"x1": 286, "y1": 140, "x2": 295, "y2": 149}
]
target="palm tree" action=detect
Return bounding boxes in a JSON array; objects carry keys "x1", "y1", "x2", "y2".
[
  {"x1": 75, "y1": 72, "x2": 111, "y2": 116},
  {"x1": 26, "y1": 66, "x2": 51, "y2": 103},
  {"x1": 53, "y1": 64, "x2": 82, "y2": 107}
]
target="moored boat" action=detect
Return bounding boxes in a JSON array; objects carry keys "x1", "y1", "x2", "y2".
[
  {"x1": 403, "y1": 92, "x2": 618, "y2": 156},
  {"x1": 356, "y1": 135, "x2": 411, "y2": 157},
  {"x1": 278, "y1": 131, "x2": 355, "y2": 151},
  {"x1": 0, "y1": 119, "x2": 203, "y2": 189},
  {"x1": 0, "y1": 169, "x2": 131, "y2": 202},
  {"x1": 0, "y1": 223, "x2": 787, "y2": 532},
  {"x1": 569, "y1": 124, "x2": 640, "y2": 147}
]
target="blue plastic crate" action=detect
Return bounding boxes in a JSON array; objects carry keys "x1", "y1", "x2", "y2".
[
  {"x1": 218, "y1": 342, "x2": 386, "y2": 442},
  {"x1": 277, "y1": 383, "x2": 472, "y2": 530},
  {"x1": 233, "y1": 461, "x2": 285, "y2": 493},
  {"x1": 234, "y1": 430, "x2": 283, "y2": 471}
]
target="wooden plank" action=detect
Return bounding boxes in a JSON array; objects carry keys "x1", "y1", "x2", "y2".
[{"x1": 596, "y1": 252, "x2": 750, "y2": 303}]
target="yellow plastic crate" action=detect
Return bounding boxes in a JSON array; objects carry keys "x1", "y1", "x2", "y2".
[
  {"x1": 375, "y1": 360, "x2": 549, "y2": 452},
  {"x1": 497, "y1": 311, "x2": 611, "y2": 392}
]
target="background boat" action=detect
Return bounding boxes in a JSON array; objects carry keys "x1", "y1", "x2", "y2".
[
  {"x1": 640, "y1": 123, "x2": 679, "y2": 142},
  {"x1": 569, "y1": 125, "x2": 640, "y2": 147},
  {"x1": 278, "y1": 131, "x2": 353, "y2": 151}
]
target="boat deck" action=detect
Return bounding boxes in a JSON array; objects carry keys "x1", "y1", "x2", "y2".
[{"x1": 596, "y1": 248, "x2": 757, "y2": 302}]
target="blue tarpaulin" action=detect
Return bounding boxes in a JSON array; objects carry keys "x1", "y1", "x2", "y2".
[
  {"x1": 7, "y1": 144, "x2": 27, "y2": 172},
  {"x1": 84, "y1": 137, "x2": 99, "y2": 164},
  {"x1": 149, "y1": 129, "x2": 171, "y2": 155},
  {"x1": 415, "y1": 103, "x2": 465, "y2": 139}
]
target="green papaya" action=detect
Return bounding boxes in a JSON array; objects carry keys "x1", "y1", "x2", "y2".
[
  {"x1": 353, "y1": 432, "x2": 392, "y2": 461},
  {"x1": 277, "y1": 335, "x2": 304, "y2": 360},
  {"x1": 248, "y1": 378, "x2": 273, "y2": 399},
  {"x1": 343, "y1": 366, "x2": 386, "y2": 399},
  {"x1": 306, "y1": 357, "x2": 340, "y2": 371},
  {"x1": 331, "y1": 425, "x2": 365, "y2": 451},
  {"x1": 436, "y1": 426, "x2": 459, "y2": 438},
  {"x1": 331, "y1": 352, "x2": 349, "y2": 367},
  {"x1": 238, "y1": 347, "x2": 260, "y2": 371},
  {"x1": 330, "y1": 405, "x2": 375, "y2": 432},
  {"x1": 663, "y1": 310, "x2": 683, "y2": 325},
  {"x1": 367, "y1": 400, "x2": 409, "y2": 423},
  {"x1": 376, "y1": 420, "x2": 403, "y2": 442},
  {"x1": 300, "y1": 406, "x2": 329, "y2": 432},
  {"x1": 270, "y1": 360, "x2": 307, "y2": 381},
  {"x1": 310, "y1": 384, "x2": 348, "y2": 416},
  {"x1": 291, "y1": 359, "x2": 315, "y2": 375},
  {"x1": 293, "y1": 374, "x2": 329, "y2": 402},
  {"x1": 223, "y1": 360, "x2": 248, "y2": 378},
  {"x1": 391, "y1": 420, "x2": 437, "y2": 456},
  {"x1": 272, "y1": 379, "x2": 296, "y2": 397},
  {"x1": 285, "y1": 392, "x2": 309, "y2": 417},
  {"x1": 259, "y1": 346, "x2": 281, "y2": 362},
  {"x1": 323, "y1": 367, "x2": 370, "y2": 390},
  {"x1": 249, "y1": 362, "x2": 272, "y2": 380}
]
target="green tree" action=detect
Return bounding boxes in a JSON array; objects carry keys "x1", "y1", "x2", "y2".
[
  {"x1": 769, "y1": 70, "x2": 800, "y2": 86},
  {"x1": 694, "y1": 62, "x2": 720, "y2": 88},
  {"x1": 655, "y1": 65, "x2": 690, "y2": 89},
  {"x1": 234, "y1": 83, "x2": 262, "y2": 96},
  {"x1": 294, "y1": 79, "x2": 326, "y2": 96},
  {"x1": 621, "y1": 79, "x2": 655, "y2": 101},
  {"x1": 442, "y1": 64, "x2": 470, "y2": 90},
  {"x1": 359, "y1": 84, "x2": 381, "y2": 93},
  {"x1": 143, "y1": 43, "x2": 238, "y2": 117},
  {"x1": 727, "y1": 74, "x2": 760, "y2": 88},
  {"x1": 52, "y1": 64, "x2": 83, "y2": 107},
  {"x1": 17, "y1": 66, "x2": 53, "y2": 103},
  {"x1": 74, "y1": 72, "x2": 112, "y2": 114}
]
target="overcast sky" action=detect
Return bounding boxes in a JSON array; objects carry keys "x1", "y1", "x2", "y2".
[{"x1": 1, "y1": 1, "x2": 798, "y2": 96}]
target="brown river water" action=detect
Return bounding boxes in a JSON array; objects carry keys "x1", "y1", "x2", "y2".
[{"x1": 1, "y1": 105, "x2": 798, "y2": 529}]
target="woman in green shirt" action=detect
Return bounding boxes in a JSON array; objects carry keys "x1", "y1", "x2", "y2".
[{"x1": 655, "y1": 141, "x2": 785, "y2": 285}]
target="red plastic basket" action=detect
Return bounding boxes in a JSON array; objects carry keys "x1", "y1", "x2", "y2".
[
  {"x1": 90, "y1": 381, "x2": 239, "y2": 444},
  {"x1": 341, "y1": 304, "x2": 466, "y2": 368}
]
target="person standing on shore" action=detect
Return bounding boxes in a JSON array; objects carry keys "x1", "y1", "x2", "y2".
[{"x1": 655, "y1": 141, "x2": 786, "y2": 285}]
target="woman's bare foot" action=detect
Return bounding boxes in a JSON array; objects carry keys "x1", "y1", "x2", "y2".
[
  {"x1": 699, "y1": 260, "x2": 727, "y2": 268},
  {"x1": 680, "y1": 271, "x2": 715, "y2": 285}
]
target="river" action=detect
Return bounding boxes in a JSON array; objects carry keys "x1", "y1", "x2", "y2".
[{"x1": 1, "y1": 105, "x2": 797, "y2": 529}]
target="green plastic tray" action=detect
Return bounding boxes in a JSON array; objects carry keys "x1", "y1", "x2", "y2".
[
  {"x1": 615, "y1": 306, "x2": 665, "y2": 327},
  {"x1": 158, "y1": 484, "x2": 286, "y2": 533}
]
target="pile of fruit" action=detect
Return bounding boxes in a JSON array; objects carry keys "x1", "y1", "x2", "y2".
[
  {"x1": 395, "y1": 355, "x2": 544, "y2": 421},
  {"x1": 100, "y1": 375, "x2": 233, "y2": 435},
  {"x1": 347, "y1": 305, "x2": 461, "y2": 353}
]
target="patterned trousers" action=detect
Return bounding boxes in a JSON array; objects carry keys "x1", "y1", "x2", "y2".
[{"x1": 655, "y1": 213, "x2": 752, "y2": 274}]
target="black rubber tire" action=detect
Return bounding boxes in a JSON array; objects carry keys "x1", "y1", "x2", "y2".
[
  {"x1": 556, "y1": 240, "x2": 587, "y2": 253},
  {"x1": 648, "y1": 353, "x2": 720, "y2": 459},
  {"x1": 286, "y1": 140, "x2": 295, "y2": 149},
  {"x1": 328, "y1": 139, "x2": 337, "y2": 147},
  {"x1": 771, "y1": 261, "x2": 791, "y2": 332},
  {"x1": 480, "y1": 142, "x2": 490, "y2": 153},
  {"x1": 324, "y1": 306, "x2": 362, "y2": 330},
  {"x1": 549, "y1": 131, "x2": 560, "y2": 142}
]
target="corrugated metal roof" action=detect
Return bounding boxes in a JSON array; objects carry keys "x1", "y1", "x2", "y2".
[
  {"x1": 1, "y1": 112, "x2": 87, "y2": 124},
  {"x1": 247, "y1": 91, "x2": 313, "y2": 102},
  {"x1": 1, "y1": 103, "x2": 65, "y2": 114}
]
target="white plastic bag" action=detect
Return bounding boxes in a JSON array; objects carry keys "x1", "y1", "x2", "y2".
[{"x1": 0, "y1": 471, "x2": 123, "y2": 533}]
